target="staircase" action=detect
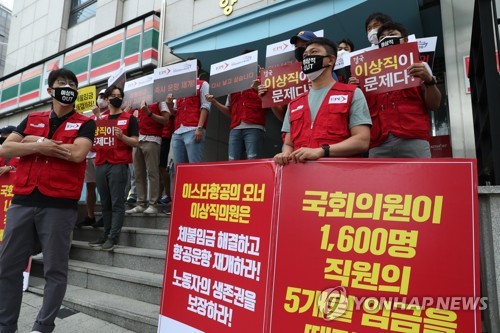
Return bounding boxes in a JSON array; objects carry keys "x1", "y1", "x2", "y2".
[{"x1": 29, "y1": 203, "x2": 170, "y2": 333}]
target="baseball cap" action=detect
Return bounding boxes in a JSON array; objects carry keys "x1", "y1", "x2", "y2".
[
  {"x1": 98, "y1": 89, "x2": 106, "y2": 95},
  {"x1": 290, "y1": 31, "x2": 317, "y2": 45}
]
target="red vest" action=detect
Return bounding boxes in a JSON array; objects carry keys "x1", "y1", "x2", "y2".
[
  {"x1": 175, "y1": 79, "x2": 208, "y2": 130},
  {"x1": 0, "y1": 157, "x2": 19, "y2": 168},
  {"x1": 289, "y1": 83, "x2": 355, "y2": 149},
  {"x1": 95, "y1": 112, "x2": 133, "y2": 165},
  {"x1": 162, "y1": 115, "x2": 174, "y2": 139},
  {"x1": 368, "y1": 86, "x2": 430, "y2": 148},
  {"x1": 137, "y1": 102, "x2": 163, "y2": 136},
  {"x1": 14, "y1": 111, "x2": 90, "y2": 200},
  {"x1": 229, "y1": 87, "x2": 266, "y2": 129}
]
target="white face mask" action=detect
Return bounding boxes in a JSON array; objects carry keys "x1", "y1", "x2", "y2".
[
  {"x1": 97, "y1": 98, "x2": 108, "y2": 109},
  {"x1": 337, "y1": 50, "x2": 349, "y2": 58},
  {"x1": 305, "y1": 67, "x2": 326, "y2": 81},
  {"x1": 367, "y1": 29, "x2": 379, "y2": 45}
]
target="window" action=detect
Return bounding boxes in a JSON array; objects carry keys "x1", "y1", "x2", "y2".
[{"x1": 69, "y1": 0, "x2": 97, "y2": 27}]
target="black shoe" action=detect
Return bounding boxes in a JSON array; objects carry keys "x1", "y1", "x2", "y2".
[
  {"x1": 88, "y1": 237, "x2": 107, "y2": 247},
  {"x1": 76, "y1": 216, "x2": 96, "y2": 229},
  {"x1": 91, "y1": 218, "x2": 103, "y2": 228},
  {"x1": 101, "y1": 238, "x2": 116, "y2": 251},
  {"x1": 126, "y1": 197, "x2": 137, "y2": 204}
]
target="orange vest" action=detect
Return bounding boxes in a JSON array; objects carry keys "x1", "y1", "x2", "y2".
[
  {"x1": 368, "y1": 86, "x2": 430, "y2": 148},
  {"x1": 95, "y1": 112, "x2": 133, "y2": 165},
  {"x1": 289, "y1": 83, "x2": 355, "y2": 149},
  {"x1": 14, "y1": 111, "x2": 89, "y2": 200}
]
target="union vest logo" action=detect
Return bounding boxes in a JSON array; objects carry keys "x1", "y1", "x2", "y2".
[
  {"x1": 30, "y1": 123, "x2": 45, "y2": 128},
  {"x1": 329, "y1": 95, "x2": 348, "y2": 104},
  {"x1": 65, "y1": 122, "x2": 82, "y2": 131}
]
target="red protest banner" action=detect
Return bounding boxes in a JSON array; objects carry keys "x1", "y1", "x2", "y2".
[
  {"x1": 94, "y1": 119, "x2": 118, "y2": 149},
  {"x1": 0, "y1": 172, "x2": 15, "y2": 244},
  {"x1": 351, "y1": 42, "x2": 421, "y2": 95},
  {"x1": 271, "y1": 159, "x2": 480, "y2": 333},
  {"x1": 260, "y1": 62, "x2": 309, "y2": 108},
  {"x1": 159, "y1": 159, "x2": 480, "y2": 333},
  {"x1": 158, "y1": 161, "x2": 277, "y2": 333}
]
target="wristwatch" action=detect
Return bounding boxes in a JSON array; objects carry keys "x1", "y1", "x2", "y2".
[
  {"x1": 196, "y1": 126, "x2": 203, "y2": 131},
  {"x1": 424, "y1": 76, "x2": 437, "y2": 86},
  {"x1": 321, "y1": 144, "x2": 330, "y2": 157},
  {"x1": 36, "y1": 137, "x2": 45, "y2": 143}
]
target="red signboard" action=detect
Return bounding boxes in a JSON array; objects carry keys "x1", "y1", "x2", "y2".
[
  {"x1": 94, "y1": 119, "x2": 118, "y2": 149},
  {"x1": 159, "y1": 159, "x2": 480, "y2": 333},
  {"x1": 159, "y1": 161, "x2": 278, "y2": 333},
  {"x1": 351, "y1": 42, "x2": 421, "y2": 95},
  {"x1": 260, "y1": 62, "x2": 309, "y2": 108},
  {"x1": 0, "y1": 172, "x2": 15, "y2": 244}
]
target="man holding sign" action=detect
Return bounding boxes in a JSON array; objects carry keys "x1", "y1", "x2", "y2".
[
  {"x1": 351, "y1": 22, "x2": 441, "y2": 158},
  {"x1": 274, "y1": 38, "x2": 372, "y2": 165},
  {"x1": 89, "y1": 85, "x2": 138, "y2": 251}
]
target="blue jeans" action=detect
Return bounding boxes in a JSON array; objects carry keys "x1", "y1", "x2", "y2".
[
  {"x1": 228, "y1": 128, "x2": 264, "y2": 160},
  {"x1": 172, "y1": 130, "x2": 205, "y2": 164}
]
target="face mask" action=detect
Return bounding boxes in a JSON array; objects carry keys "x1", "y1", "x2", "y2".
[
  {"x1": 52, "y1": 86, "x2": 78, "y2": 106},
  {"x1": 109, "y1": 97, "x2": 123, "y2": 108},
  {"x1": 367, "y1": 29, "x2": 379, "y2": 44},
  {"x1": 302, "y1": 55, "x2": 330, "y2": 81},
  {"x1": 294, "y1": 47, "x2": 305, "y2": 62},
  {"x1": 97, "y1": 98, "x2": 108, "y2": 109},
  {"x1": 337, "y1": 50, "x2": 349, "y2": 58},
  {"x1": 378, "y1": 36, "x2": 402, "y2": 48}
]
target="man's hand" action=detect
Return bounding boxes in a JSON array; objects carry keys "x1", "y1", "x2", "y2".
[
  {"x1": 290, "y1": 147, "x2": 323, "y2": 163},
  {"x1": 123, "y1": 102, "x2": 132, "y2": 113},
  {"x1": 38, "y1": 140, "x2": 72, "y2": 160},
  {"x1": 0, "y1": 166, "x2": 12, "y2": 176},
  {"x1": 115, "y1": 127, "x2": 123, "y2": 140},
  {"x1": 257, "y1": 84, "x2": 268, "y2": 99},
  {"x1": 194, "y1": 128, "x2": 203, "y2": 143},
  {"x1": 205, "y1": 94, "x2": 215, "y2": 103},
  {"x1": 407, "y1": 63, "x2": 433, "y2": 83},
  {"x1": 140, "y1": 100, "x2": 149, "y2": 113},
  {"x1": 274, "y1": 152, "x2": 291, "y2": 165},
  {"x1": 92, "y1": 105, "x2": 100, "y2": 117},
  {"x1": 166, "y1": 93, "x2": 174, "y2": 104},
  {"x1": 251, "y1": 79, "x2": 261, "y2": 91},
  {"x1": 348, "y1": 77, "x2": 359, "y2": 85}
]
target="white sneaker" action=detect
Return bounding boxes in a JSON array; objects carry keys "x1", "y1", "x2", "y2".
[
  {"x1": 143, "y1": 206, "x2": 158, "y2": 214},
  {"x1": 125, "y1": 206, "x2": 145, "y2": 214},
  {"x1": 31, "y1": 331, "x2": 42, "y2": 333},
  {"x1": 32, "y1": 253, "x2": 43, "y2": 260}
]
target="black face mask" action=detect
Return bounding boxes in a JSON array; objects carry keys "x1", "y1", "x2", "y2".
[
  {"x1": 109, "y1": 97, "x2": 123, "y2": 108},
  {"x1": 52, "y1": 86, "x2": 78, "y2": 106},
  {"x1": 378, "y1": 36, "x2": 402, "y2": 48},
  {"x1": 294, "y1": 47, "x2": 306, "y2": 62},
  {"x1": 302, "y1": 55, "x2": 330, "y2": 74},
  {"x1": 0, "y1": 137, "x2": 6, "y2": 145}
]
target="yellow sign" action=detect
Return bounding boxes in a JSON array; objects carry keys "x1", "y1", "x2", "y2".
[
  {"x1": 75, "y1": 86, "x2": 96, "y2": 113},
  {"x1": 219, "y1": 0, "x2": 237, "y2": 16}
]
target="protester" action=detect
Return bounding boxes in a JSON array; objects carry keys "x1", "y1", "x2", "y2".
[
  {"x1": 167, "y1": 59, "x2": 211, "y2": 164},
  {"x1": 158, "y1": 110, "x2": 174, "y2": 204},
  {"x1": 89, "y1": 85, "x2": 138, "y2": 251},
  {"x1": 125, "y1": 99, "x2": 170, "y2": 215},
  {"x1": 274, "y1": 37, "x2": 371, "y2": 165},
  {"x1": 76, "y1": 89, "x2": 108, "y2": 228},
  {"x1": 335, "y1": 38, "x2": 355, "y2": 83},
  {"x1": 365, "y1": 12, "x2": 393, "y2": 45},
  {"x1": 0, "y1": 68, "x2": 95, "y2": 333}
]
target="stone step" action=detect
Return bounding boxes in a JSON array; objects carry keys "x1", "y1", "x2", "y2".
[
  {"x1": 70, "y1": 240, "x2": 166, "y2": 274},
  {"x1": 28, "y1": 276, "x2": 159, "y2": 333},
  {"x1": 84, "y1": 211, "x2": 170, "y2": 229},
  {"x1": 31, "y1": 259, "x2": 163, "y2": 305},
  {"x1": 73, "y1": 226, "x2": 169, "y2": 251}
]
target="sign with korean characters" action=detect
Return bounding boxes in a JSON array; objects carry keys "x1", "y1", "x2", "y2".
[
  {"x1": 210, "y1": 51, "x2": 258, "y2": 98},
  {"x1": 75, "y1": 85, "x2": 96, "y2": 113},
  {"x1": 351, "y1": 42, "x2": 421, "y2": 95},
  {"x1": 154, "y1": 60, "x2": 197, "y2": 101},
  {"x1": 265, "y1": 30, "x2": 324, "y2": 68},
  {"x1": 0, "y1": 171, "x2": 14, "y2": 244},
  {"x1": 159, "y1": 161, "x2": 277, "y2": 333},
  {"x1": 123, "y1": 74, "x2": 154, "y2": 109},
  {"x1": 259, "y1": 62, "x2": 309, "y2": 108},
  {"x1": 94, "y1": 119, "x2": 117, "y2": 149},
  {"x1": 271, "y1": 159, "x2": 480, "y2": 333}
]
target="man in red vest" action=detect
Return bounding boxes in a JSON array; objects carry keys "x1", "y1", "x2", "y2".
[
  {"x1": 206, "y1": 50, "x2": 266, "y2": 160},
  {"x1": 0, "y1": 68, "x2": 95, "y2": 333},
  {"x1": 89, "y1": 85, "x2": 138, "y2": 251},
  {"x1": 354, "y1": 22, "x2": 442, "y2": 158},
  {"x1": 274, "y1": 37, "x2": 372, "y2": 165}
]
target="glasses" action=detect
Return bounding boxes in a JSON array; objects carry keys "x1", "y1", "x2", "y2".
[
  {"x1": 55, "y1": 80, "x2": 77, "y2": 88},
  {"x1": 109, "y1": 94, "x2": 122, "y2": 98}
]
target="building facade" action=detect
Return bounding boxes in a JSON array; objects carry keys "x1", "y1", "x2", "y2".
[
  {"x1": 0, "y1": 3, "x2": 11, "y2": 77},
  {"x1": 0, "y1": 0, "x2": 481, "y2": 161}
]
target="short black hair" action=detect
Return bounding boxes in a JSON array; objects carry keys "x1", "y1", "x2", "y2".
[
  {"x1": 105, "y1": 85, "x2": 124, "y2": 99},
  {"x1": 365, "y1": 12, "x2": 392, "y2": 32},
  {"x1": 377, "y1": 21, "x2": 408, "y2": 40},
  {"x1": 337, "y1": 38, "x2": 355, "y2": 52},
  {"x1": 48, "y1": 68, "x2": 78, "y2": 88},
  {"x1": 305, "y1": 37, "x2": 338, "y2": 57}
]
